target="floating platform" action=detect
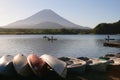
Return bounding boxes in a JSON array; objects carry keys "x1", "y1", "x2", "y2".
[{"x1": 104, "y1": 42, "x2": 120, "y2": 48}]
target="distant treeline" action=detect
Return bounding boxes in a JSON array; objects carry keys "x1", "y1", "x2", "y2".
[
  {"x1": 0, "y1": 20, "x2": 120, "y2": 34},
  {"x1": 93, "y1": 20, "x2": 120, "y2": 34},
  {"x1": 0, "y1": 28, "x2": 92, "y2": 34}
]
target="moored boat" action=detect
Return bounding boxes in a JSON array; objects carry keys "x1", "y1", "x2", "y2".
[
  {"x1": 106, "y1": 57, "x2": 120, "y2": 72},
  {"x1": 87, "y1": 58, "x2": 108, "y2": 72},
  {"x1": 13, "y1": 54, "x2": 33, "y2": 76},
  {"x1": 109, "y1": 57, "x2": 120, "y2": 65},
  {"x1": 59, "y1": 57, "x2": 86, "y2": 74},
  {"x1": 0, "y1": 55, "x2": 16, "y2": 76},
  {"x1": 40, "y1": 54, "x2": 67, "y2": 78}
]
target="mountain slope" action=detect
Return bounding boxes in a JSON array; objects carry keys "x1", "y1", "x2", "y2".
[
  {"x1": 34, "y1": 21, "x2": 65, "y2": 29},
  {"x1": 4, "y1": 9, "x2": 89, "y2": 29}
]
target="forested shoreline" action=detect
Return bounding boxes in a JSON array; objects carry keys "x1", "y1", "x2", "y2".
[
  {"x1": 0, "y1": 28, "x2": 92, "y2": 34},
  {"x1": 0, "y1": 20, "x2": 119, "y2": 35}
]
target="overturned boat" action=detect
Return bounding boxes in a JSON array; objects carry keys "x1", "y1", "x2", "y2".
[
  {"x1": 40, "y1": 54, "x2": 67, "y2": 78},
  {"x1": 13, "y1": 54, "x2": 33, "y2": 76},
  {"x1": 27, "y1": 54, "x2": 48, "y2": 78},
  {"x1": 0, "y1": 55, "x2": 16, "y2": 76},
  {"x1": 59, "y1": 57, "x2": 86, "y2": 74}
]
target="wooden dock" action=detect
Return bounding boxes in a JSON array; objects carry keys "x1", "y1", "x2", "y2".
[{"x1": 104, "y1": 42, "x2": 120, "y2": 48}]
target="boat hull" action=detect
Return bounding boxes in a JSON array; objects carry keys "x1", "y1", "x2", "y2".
[
  {"x1": 0, "y1": 55, "x2": 16, "y2": 76},
  {"x1": 67, "y1": 64, "x2": 86, "y2": 74},
  {"x1": 59, "y1": 57, "x2": 86, "y2": 74},
  {"x1": 87, "y1": 63, "x2": 107, "y2": 72},
  {"x1": 0, "y1": 62, "x2": 17, "y2": 76},
  {"x1": 40, "y1": 54, "x2": 67, "y2": 78},
  {"x1": 87, "y1": 59, "x2": 108, "y2": 72},
  {"x1": 13, "y1": 54, "x2": 33, "y2": 76},
  {"x1": 27, "y1": 54, "x2": 48, "y2": 78}
]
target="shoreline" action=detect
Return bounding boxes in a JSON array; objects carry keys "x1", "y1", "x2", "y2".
[
  {"x1": 0, "y1": 52, "x2": 120, "y2": 80},
  {"x1": 0, "y1": 65, "x2": 120, "y2": 80}
]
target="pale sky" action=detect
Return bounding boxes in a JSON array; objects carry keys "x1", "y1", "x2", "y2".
[{"x1": 0, "y1": 0, "x2": 120, "y2": 28}]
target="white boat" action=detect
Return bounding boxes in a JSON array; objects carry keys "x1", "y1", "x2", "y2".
[
  {"x1": 40, "y1": 54, "x2": 67, "y2": 78},
  {"x1": 13, "y1": 54, "x2": 33, "y2": 76},
  {"x1": 87, "y1": 58, "x2": 108, "y2": 72},
  {"x1": 107, "y1": 57, "x2": 120, "y2": 72},
  {"x1": 59, "y1": 57, "x2": 86, "y2": 74},
  {"x1": 0, "y1": 55, "x2": 16, "y2": 76},
  {"x1": 109, "y1": 57, "x2": 120, "y2": 65}
]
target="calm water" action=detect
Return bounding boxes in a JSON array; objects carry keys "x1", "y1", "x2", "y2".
[{"x1": 0, "y1": 35, "x2": 119, "y2": 58}]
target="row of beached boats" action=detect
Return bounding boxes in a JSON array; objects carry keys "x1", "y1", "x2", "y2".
[
  {"x1": 59, "y1": 53, "x2": 120, "y2": 74},
  {"x1": 0, "y1": 53, "x2": 120, "y2": 78},
  {"x1": 0, "y1": 54, "x2": 67, "y2": 78}
]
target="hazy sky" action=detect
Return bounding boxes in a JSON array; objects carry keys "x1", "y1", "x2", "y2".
[{"x1": 0, "y1": 0, "x2": 120, "y2": 28}]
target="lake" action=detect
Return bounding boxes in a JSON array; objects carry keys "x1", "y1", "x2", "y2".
[{"x1": 0, "y1": 34, "x2": 119, "y2": 58}]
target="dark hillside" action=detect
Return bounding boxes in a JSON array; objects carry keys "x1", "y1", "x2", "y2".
[{"x1": 93, "y1": 20, "x2": 120, "y2": 34}]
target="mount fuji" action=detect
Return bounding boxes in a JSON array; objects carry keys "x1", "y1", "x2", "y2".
[{"x1": 4, "y1": 9, "x2": 89, "y2": 29}]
